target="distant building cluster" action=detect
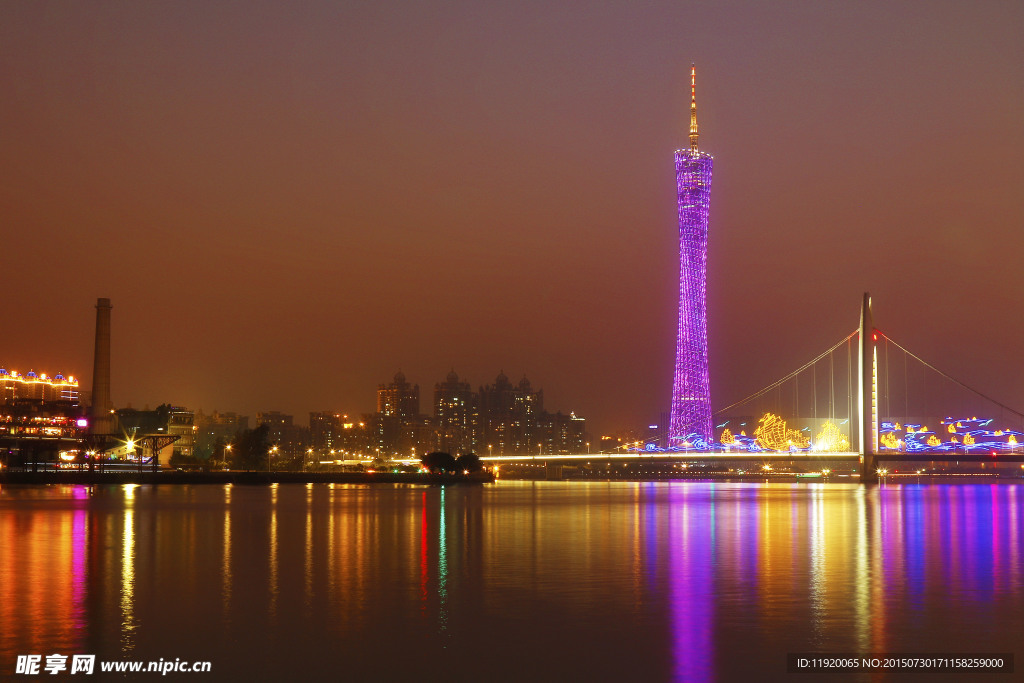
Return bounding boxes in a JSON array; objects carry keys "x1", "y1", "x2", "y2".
[
  {"x1": 309, "y1": 370, "x2": 587, "y2": 459},
  {"x1": 1, "y1": 358, "x2": 586, "y2": 470},
  {"x1": 106, "y1": 370, "x2": 585, "y2": 465}
]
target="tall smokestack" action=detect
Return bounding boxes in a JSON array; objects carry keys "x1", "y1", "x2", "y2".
[{"x1": 89, "y1": 297, "x2": 114, "y2": 434}]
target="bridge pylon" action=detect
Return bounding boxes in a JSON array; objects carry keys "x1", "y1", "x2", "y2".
[{"x1": 858, "y1": 292, "x2": 878, "y2": 484}]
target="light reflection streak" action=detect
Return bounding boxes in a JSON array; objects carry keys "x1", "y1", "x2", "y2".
[
  {"x1": 808, "y1": 485, "x2": 825, "y2": 642},
  {"x1": 353, "y1": 489, "x2": 364, "y2": 610},
  {"x1": 222, "y1": 485, "x2": 232, "y2": 621},
  {"x1": 869, "y1": 487, "x2": 886, "y2": 651},
  {"x1": 420, "y1": 492, "x2": 428, "y2": 617},
  {"x1": 759, "y1": 485, "x2": 773, "y2": 613},
  {"x1": 632, "y1": 483, "x2": 641, "y2": 610},
  {"x1": 903, "y1": 487, "x2": 925, "y2": 613},
  {"x1": 989, "y1": 486, "x2": 1002, "y2": 592},
  {"x1": 854, "y1": 488, "x2": 869, "y2": 652},
  {"x1": 327, "y1": 485, "x2": 337, "y2": 616},
  {"x1": 669, "y1": 484, "x2": 713, "y2": 682},
  {"x1": 120, "y1": 488, "x2": 137, "y2": 654},
  {"x1": 305, "y1": 484, "x2": 313, "y2": 612},
  {"x1": 438, "y1": 487, "x2": 449, "y2": 643},
  {"x1": 269, "y1": 484, "x2": 278, "y2": 619},
  {"x1": 963, "y1": 487, "x2": 984, "y2": 596},
  {"x1": 1008, "y1": 487, "x2": 1019, "y2": 590},
  {"x1": 71, "y1": 494, "x2": 87, "y2": 637}
]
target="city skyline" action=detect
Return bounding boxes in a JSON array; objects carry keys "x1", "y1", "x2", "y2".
[{"x1": 2, "y1": 1, "x2": 1022, "y2": 434}]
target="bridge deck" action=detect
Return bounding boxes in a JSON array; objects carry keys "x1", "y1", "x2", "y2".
[{"x1": 482, "y1": 452, "x2": 1024, "y2": 464}]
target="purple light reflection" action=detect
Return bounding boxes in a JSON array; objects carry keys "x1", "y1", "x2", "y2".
[{"x1": 668, "y1": 483, "x2": 714, "y2": 681}]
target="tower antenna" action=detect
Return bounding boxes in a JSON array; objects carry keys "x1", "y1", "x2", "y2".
[{"x1": 689, "y1": 64, "x2": 699, "y2": 152}]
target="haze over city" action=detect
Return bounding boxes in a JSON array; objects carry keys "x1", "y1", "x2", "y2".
[{"x1": 3, "y1": 0, "x2": 1022, "y2": 434}]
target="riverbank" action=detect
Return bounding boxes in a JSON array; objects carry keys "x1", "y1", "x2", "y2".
[{"x1": 0, "y1": 470, "x2": 494, "y2": 486}]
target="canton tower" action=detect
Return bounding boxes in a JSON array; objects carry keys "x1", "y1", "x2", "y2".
[{"x1": 669, "y1": 65, "x2": 713, "y2": 446}]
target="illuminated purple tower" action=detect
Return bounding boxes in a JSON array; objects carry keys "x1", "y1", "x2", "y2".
[{"x1": 669, "y1": 65, "x2": 713, "y2": 446}]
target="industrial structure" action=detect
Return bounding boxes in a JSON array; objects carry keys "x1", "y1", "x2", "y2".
[
  {"x1": 669, "y1": 65, "x2": 714, "y2": 446},
  {"x1": 88, "y1": 297, "x2": 115, "y2": 435}
]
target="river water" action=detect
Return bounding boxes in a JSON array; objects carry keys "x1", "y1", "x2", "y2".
[{"x1": 0, "y1": 481, "x2": 1020, "y2": 681}]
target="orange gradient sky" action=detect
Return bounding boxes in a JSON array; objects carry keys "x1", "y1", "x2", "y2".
[{"x1": 2, "y1": 1, "x2": 1022, "y2": 432}]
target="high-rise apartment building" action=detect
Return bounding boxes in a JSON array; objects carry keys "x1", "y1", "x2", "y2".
[
  {"x1": 477, "y1": 372, "x2": 544, "y2": 454},
  {"x1": 310, "y1": 411, "x2": 368, "y2": 456},
  {"x1": 434, "y1": 370, "x2": 477, "y2": 454},
  {"x1": 377, "y1": 371, "x2": 420, "y2": 421}
]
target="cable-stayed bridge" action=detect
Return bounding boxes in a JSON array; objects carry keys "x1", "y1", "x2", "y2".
[{"x1": 483, "y1": 294, "x2": 1024, "y2": 483}]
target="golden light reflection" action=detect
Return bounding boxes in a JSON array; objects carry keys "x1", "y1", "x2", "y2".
[
  {"x1": 305, "y1": 484, "x2": 314, "y2": 612},
  {"x1": 222, "y1": 485, "x2": 232, "y2": 620},
  {"x1": 327, "y1": 485, "x2": 337, "y2": 615},
  {"x1": 0, "y1": 492, "x2": 85, "y2": 657},
  {"x1": 632, "y1": 483, "x2": 642, "y2": 610},
  {"x1": 120, "y1": 506, "x2": 136, "y2": 654},
  {"x1": 269, "y1": 484, "x2": 278, "y2": 619},
  {"x1": 869, "y1": 488, "x2": 886, "y2": 651},
  {"x1": 854, "y1": 489, "x2": 869, "y2": 652},
  {"x1": 808, "y1": 486, "x2": 826, "y2": 640}
]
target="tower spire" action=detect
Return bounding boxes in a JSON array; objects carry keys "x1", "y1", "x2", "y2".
[{"x1": 689, "y1": 63, "x2": 699, "y2": 152}]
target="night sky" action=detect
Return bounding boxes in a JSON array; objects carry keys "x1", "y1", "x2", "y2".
[{"x1": 3, "y1": 1, "x2": 1022, "y2": 434}]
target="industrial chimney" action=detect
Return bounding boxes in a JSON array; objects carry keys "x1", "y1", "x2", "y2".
[{"x1": 89, "y1": 297, "x2": 114, "y2": 434}]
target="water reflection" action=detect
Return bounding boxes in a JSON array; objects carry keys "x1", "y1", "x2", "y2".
[
  {"x1": 222, "y1": 485, "x2": 232, "y2": 624},
  {"x1": 0, "y1": 482, "x2": 1021, "y2": 681},
  {"x1": 438, "y1": 487, "x2": 448, "y2": 641},
  {"x1": 304, "y1": 484, "x2": 313, "y2": 613},
  {"x1": 669, "y1": 484, "x2": 713, "y2": 682},
  {"x1": 120, "y1": 485, "x2": 137, "y2": 654},
  {"x1": 269, "y1": 484, "x2": 278, "y2": 620}
]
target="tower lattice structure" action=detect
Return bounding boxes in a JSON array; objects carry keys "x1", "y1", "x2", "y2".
[{"x1": 669, "y1": 65, "x2": 713, "y2": 446}]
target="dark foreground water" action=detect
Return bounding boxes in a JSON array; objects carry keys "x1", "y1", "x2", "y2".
[{"x1": 1, "y1": 482, "x2": 1021, "y2": 682}]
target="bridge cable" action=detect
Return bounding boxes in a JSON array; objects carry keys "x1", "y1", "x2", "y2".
[
  {"x1": 846, "y1": 336, "x2": 852, "y2": 432},
  {"x1": 714, "y1": 330, "x2": 858, "y2": 417},
  {"x1": 905, "y1": 350, "x2": 913, "y2": 419},
  {"x1": 881, "y1": 333, "x2": 1024, "y2": 421},
  {"x1": 884, "y1": 337, "x2": 890, "y2": 420},
  {"x1": 829, "y1": 346, "x2": 834, "y2": 422}
]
